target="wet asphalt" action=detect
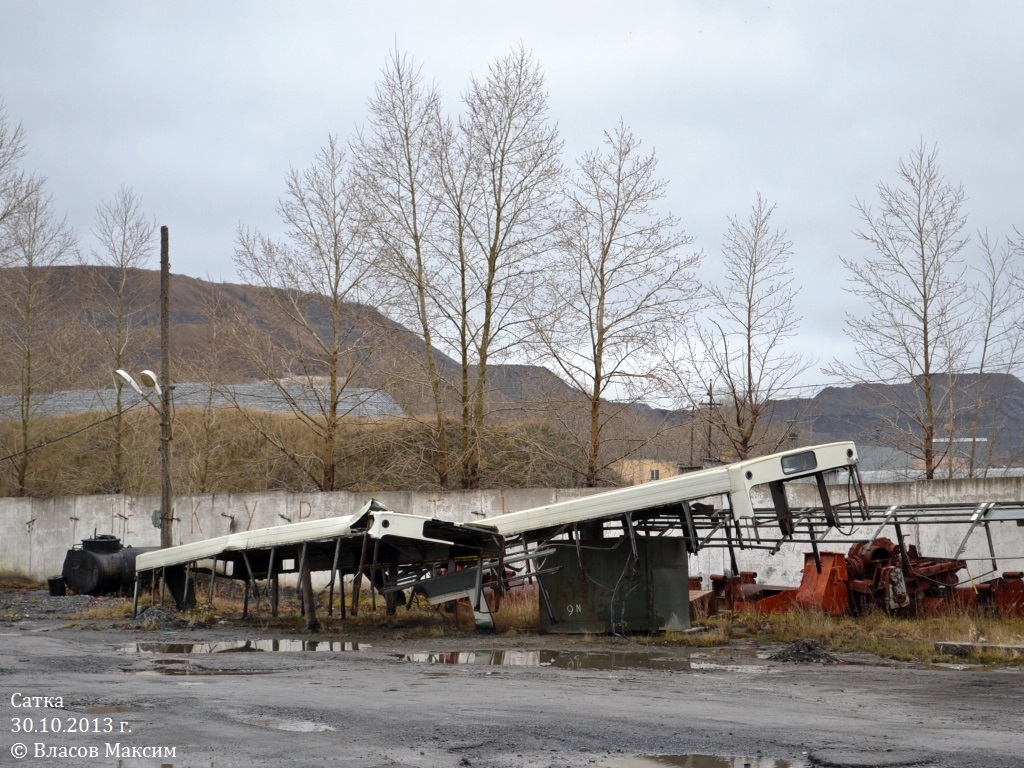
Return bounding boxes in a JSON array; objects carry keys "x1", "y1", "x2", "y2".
[{"x1": 1, "y1": 592, "x2": 1022, "y2": 768}]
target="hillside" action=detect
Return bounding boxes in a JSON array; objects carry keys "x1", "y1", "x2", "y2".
[
  {"x1": 6, "y1": 265, "x2": 1020, "y2": 473},
  {"x1": 1, "y1": 265, "x2": 642, "y2": 493},
  {"x1": 772, "y1": 373, "x2": 1024, "y2": 465},
  {"x1": 0, "y1": 265, "x2": 602, "y2": 420}
]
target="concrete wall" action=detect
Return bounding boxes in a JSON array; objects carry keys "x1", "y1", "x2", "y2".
[
  {"x1": 0, "y1": 487, "x2": 602, "y2": 580},
  {"x1": 2, "y1": 479, "x2": 1023, "y2": 586}
]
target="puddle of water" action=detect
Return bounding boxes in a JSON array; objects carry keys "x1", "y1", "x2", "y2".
[
  {"x1": 123, "y1": 667, "x2": 275, "y2": 676},
  {"x1": 688, "y1": 661, "x2": 767, "y2": 674},
  {"x1": 398, "y1": 650, "x2": 695, "y2": 671},
  {"x1": 244, "y1": 717, "x2": 336, "y2": 733},
  {"x1": 600, "y1": 756, "x2": 804, "y2": 768},
  {"x1": 124, "y1": 639, "x2": 367, "y2": 654}
]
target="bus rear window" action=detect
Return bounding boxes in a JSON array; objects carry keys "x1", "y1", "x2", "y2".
[{"x1": 780, "y1": 450, "x2": 817, "y2": 475}]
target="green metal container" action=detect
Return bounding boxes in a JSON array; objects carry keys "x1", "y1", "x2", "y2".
[{"x1": 538, "y1": 536, "x2": 690, "y2": 633}]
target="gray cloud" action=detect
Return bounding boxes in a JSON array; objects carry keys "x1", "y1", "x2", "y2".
[{"x1": 2, "y1": 1, "x2": 1022, "y2": 390}]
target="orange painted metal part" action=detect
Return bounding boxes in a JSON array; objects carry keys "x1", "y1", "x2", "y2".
[
  {"x1": 794, "y1": 552, "x2": 850, "y2": 616},
  {"x1": 709, "y1": 571, "x2": 797, "y2": 615},
  {"x1": 702, "y1": 545, "x2": 1022, "y2": 618},
  {"x1": 959, "y1": 571, "x2": 1024, "y2": 618}
]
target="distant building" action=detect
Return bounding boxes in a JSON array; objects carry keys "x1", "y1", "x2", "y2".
[{"x1": 613, "y1": 458, "x2": 681, "y2": 485}]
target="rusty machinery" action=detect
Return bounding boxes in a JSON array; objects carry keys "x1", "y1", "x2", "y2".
[{"x1": 709, "y1": 536, "x2": 1024, "y2": 618}]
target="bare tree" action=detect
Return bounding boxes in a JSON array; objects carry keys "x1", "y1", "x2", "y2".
[
  {"x1": 434, "y1": 46, "x2": 563, "y2": 488},
  {"x1": 827, "y1": 142, "x2": 972, "y2": 478},
  {"x1": 433, "y1": 110, "x2": 479, "y2": 488},
  {"x1": 676, "y1": 194, "x2": 810, "y2": 460},
  {"x1": 535, "y1": 121, "x2": 699, "y2": 485},
  {"x1": 962, "y1": 230, "x2": 1024, "y2": 475},
  {"x1": 234, "y1": 136, "x2": 386, "y2": 631},
  {"x1": 351, "y1": 48, "x2": 453, "y2": 488},
  {"x1": 0, "y1": 102, "x2": 43, "y2": 261},
  {"x1": 233, "y1": 136, "x2": 377, "y2": 493},
  {"x1": 90, "y1": 186, "x2": 156, "y2": 491},
  {"x1": 0, "y1": 187, "x2": 77, "y2": 495}
]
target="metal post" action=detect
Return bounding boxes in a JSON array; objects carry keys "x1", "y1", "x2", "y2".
[
  {"x1": 339, "y1": 574, "x2": 347, "y2": 620},
  {"x1": 352, "y1": 532, "x2": 369, "y2": 615},
  {"x1": 241, "y1": 551, "x2": 256, "y2": 619},
  {"x1": 679, "y1": 501, "x2": 698, "y2": 554},
  {"x1": 297, "y1": 544, "x2": 308, "y2": 615},
  {"x1": 724, "y1": 522, "x2": 739, "y2": 577},
  {"x1": 370, "y1": 540, "x2": 380, "y2": 611},
  {"x1": 893, "y1": 522, "x2": 913, "y2": 576},
  {"x1": 182, "y1": 563, "x2": 192, "y2": 608},
  {"x1": 271, "y1": 574, "x2": 279, "y2": 618},
  {"x1": 159, "y1": 226, "x2": 173, "y2": 549},
  {"x1": 208, "y1": 558, "x2": 218, "y2": 605},
  {"x1": 705, "y1": 379, "x2": 714, "y2": 465},
  {"x1": 266, "y1": 547, "x2": 277, "y2": 617},
  {"x1": 985, "y1": 523, "x2": 998, "y2": 574},
  {"x1": 328, "y1": 536, "x2": 342, "y2": 617}
]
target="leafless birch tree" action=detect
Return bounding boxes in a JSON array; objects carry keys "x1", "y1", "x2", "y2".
[
  {"x1": 675, "y1": 194, "x2": 810, "y2": 460},
  {"x1": 234, "y1": 135, "x2": 376, "y2": 493},
  {"x1": 961, "y1": 230, "x2": 1024, "y2": 475},
  {"x1": 535, "y1": 121, "x2": 699, "y2": 485},
  {"x1": 90, "y1": 186, "x2": 156, "y2": 491},
  {"x1": 0, "y1": 188, "x2": 76, "y2": 495},
  {"x1": 827, "y1": 142, "x2": 972, "y2": 478},
  {"x1": 0, "y1": 103, "x2": 42, "y2": 261},
  {"x1": 434, "y1": 46, "x2": 563, "y2": 488},
  {"x1": 352, "y1": 49, "x2": 453, "y2": 487}
]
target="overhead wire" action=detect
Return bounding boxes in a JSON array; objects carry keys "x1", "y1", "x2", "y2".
[{"x1": 0, "y1": 400, "x2": 147, "y2": 465}]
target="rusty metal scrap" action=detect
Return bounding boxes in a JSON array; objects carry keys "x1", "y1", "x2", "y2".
[
  {"x1": 846, "y1": 538, "x2": 965, "y2": 614},
  {"x1": 706, "y1": 539, "x2": 1023, "y2": 618}
]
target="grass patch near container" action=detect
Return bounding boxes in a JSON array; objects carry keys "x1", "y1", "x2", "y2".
[
  {"x1": 491, "y1": 589, "x2": 541, "y2": 632},
  {"x1": 72, "y1": 598, "x2": 138, "y2": 621},
  {"x1": 747, "y1": 606, "x2": 1024, "y2": 664},
  {"x1": 658, "y1": 616, "x2": 735, "y2": 647},
  {"x1": 0, "y1": 571, "x2": 42, "y2": 591}
]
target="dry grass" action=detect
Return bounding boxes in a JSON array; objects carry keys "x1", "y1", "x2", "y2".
[
  {"x1": 491, "y1": 589, "x2": 541, "y2": 632},
  {"x1": 134, "y1": 578, "x2": 474, "y2": 636},
  {"x1": 0, "y1": 408, "x2": 602, "y2": 498},
  {"x1": 0, "y1": 571, "x2": 42, "y2": 590},
  {"x1": 658, "y1": 615, "x2": 736, "y2": 647},
  {"x1": 742, "y1": 605, "x2": 1024, "y2": 664},
  {"x1": 192, "y1": 580, "x2": 546, "y2": 638},
  {"x1": 72, "y1": 598, "x2": 138, "y2": 621}
]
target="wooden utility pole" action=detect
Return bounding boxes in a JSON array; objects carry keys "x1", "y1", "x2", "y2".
[
  {"x1": 705, "y1": 380, "x2": 714, "y2": 466},
  {"x1": 159, "y1": 226, "x2": 173, "y2": 548}
]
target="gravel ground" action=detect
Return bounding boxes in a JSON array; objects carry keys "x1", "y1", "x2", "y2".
[
  {"x1": 0, "y1": 588, "x2": 99, "y2": 622},
  {"x1": 1, "y1": 588, "x2": 1022, "y2": 768}
]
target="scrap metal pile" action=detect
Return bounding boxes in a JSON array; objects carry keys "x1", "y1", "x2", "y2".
[
  {"x1": 708, "y1": 536, "x2": 1024, "y2": 618},
  {"x1": 117, "y1": 441, "x2": 1024, "y2": 633}
]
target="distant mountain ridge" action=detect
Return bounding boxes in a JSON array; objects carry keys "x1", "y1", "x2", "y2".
[
  {"x1": 4, "y1": 265, "x2": 1021, "y2": 466},
  {"x1": 0, "y1": 265, "x2": 591, "y2": 418},
  {"x1": 771, "y1": 373, "x2": 1024, "y2": 464}
]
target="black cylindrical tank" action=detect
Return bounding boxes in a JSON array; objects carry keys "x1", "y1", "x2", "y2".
[{"x1": 61, "y1": 535, "x2": 158, "y2": 596}]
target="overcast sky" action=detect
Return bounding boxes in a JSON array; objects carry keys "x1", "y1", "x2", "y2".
[{"x1": 2, "y1": 2, "x2": 1022, "y2": 393}]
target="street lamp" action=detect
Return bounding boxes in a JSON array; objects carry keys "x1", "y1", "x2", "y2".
[
  {"x1": 115, "y1": 368, "x2": 161, "y2": 404},
  {"x1": 114, "y1": 368, "x2": 173, "y2": 548}
]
